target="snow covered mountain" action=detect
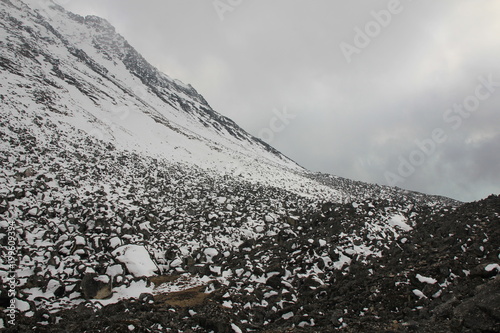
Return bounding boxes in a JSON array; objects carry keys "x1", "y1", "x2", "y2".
[
  {"x1": 1, "y1": 1, "x2": 498, "y2": 332},
  {"x1": 0, "y1": 0, "x2": 349, "y2": 200},
  {"x1": 0, "y1": 0, "x2": 461, "y2": 203}
]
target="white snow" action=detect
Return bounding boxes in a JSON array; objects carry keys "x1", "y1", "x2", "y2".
[
  {"x1": 16, "y1": 299, "x2": 31, "y2": 312},
  {"x1": 112, "y1": 245, "x2": 158, "y2": 277},
  {"x1": 170, "y1": 259, "x2": 183, "y2": 268},
  {"x1": 388, "y1": 214, "x2": 412, "y2": 232},
  {"x1": 231, "y1": 323, "x2": 243, "y2": 333},
  {"x1": 109, "y1": 237, "x2": 122, "y2": 249},
  {"x1": 106, "y1": 264, "x2": 124, "y2": 277},
  {"x1": 416, "y1": 274, "x2": 437, "y2": 285},
  {"x1": 138, "y1": 222, "x2": 153, "y2": 231},
  {"x1": 204, "y1": 248, "x2": 219, "y2": 263},
  {"x1": 412, "y1": 289, "x2": 427, "y2": 299},
  {"x1": 0, "y1": 1, "x2": 470, "y2": 327},
  {"x1": 210, "y1": 266, "x2": 222, "y2": 275},
  {"x1": 75, "y1": 236, "x2": 86, "y2": 245},
  {"x1": 93, "y1": 280, "x2": 153, "y2": 306},
  {"x1": 332, "y1": 249, "x2": 352, "y2": 270},
  {"x1": 485, "y1": 264, "x2": 500, "y2": 272},
  {"x1": 222, "y1": 300, "x2": 233, "y2": 308},
  {"x1": 95, "y1": 275, "x2": 110, "y2": 284}
]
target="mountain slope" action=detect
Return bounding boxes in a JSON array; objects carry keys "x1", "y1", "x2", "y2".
[
  {"x1": 0, "y1": 0, "x2": 460, "y2": 205},
  {"x1": 1, "y1": 0, "x2": 347, "y2": 200}
]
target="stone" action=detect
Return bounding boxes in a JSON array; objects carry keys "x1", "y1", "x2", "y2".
[
  {"x1": 451, "y1": 276, "x2": 500, "y2": 332},
  {"x1": 265, "y1": 274, "x2": 282, "y2": 289},
  {"x1": 80, "y1": 274, "x2": 112, "y2": 300},
  {"x1": 471, "y1": 263, "x2": 500, "y2": 278},
  {"x1": 138, "y1": 293, "x2": 154, "y2": 304},
  {"x1": 0, "y1": 198, "x2": 8, "y2": 214},
  {"x1": 24, "y1": 167, "x2": 35, "y2": 177}
]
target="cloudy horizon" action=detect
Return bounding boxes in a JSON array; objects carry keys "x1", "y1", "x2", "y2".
[{"x1": 61, "y1": 0, "x2": 500, "y2": 202}]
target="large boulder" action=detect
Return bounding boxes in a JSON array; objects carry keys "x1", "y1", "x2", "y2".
[
  {"x1": 112, "y1": 244, "x2": 159, "y2": 277},
  {"x1": 451, "y1": 276, "x2": 500, "y2": 332}
]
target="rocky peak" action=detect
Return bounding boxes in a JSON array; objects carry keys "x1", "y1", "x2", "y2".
[{"x1": 83, "y1": 15, "x2": 115, "y2": 34}]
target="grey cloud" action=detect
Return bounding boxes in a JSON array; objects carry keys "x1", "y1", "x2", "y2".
[{"x1": 64, "y1": 0, "x2": 500, "y2": 201}]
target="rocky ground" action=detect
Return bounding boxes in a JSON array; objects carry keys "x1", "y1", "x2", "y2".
[
  {"x1": 3, "y1": 192, "x2": 499, "y2": 332},
  {"x1": 0, "y1": 124, "x2": 498, "y2": 332}
]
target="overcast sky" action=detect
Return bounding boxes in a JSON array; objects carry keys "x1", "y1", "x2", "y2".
[{"x1": 61, "y1": 0, "x2": 500, "y2": 202}]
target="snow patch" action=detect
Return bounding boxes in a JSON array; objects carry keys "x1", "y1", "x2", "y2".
[
  {"x1": 416, "y1": 274, "x2": 437, "y2": 285},
  {"x1": 112, "y1": 245, "x2": 158, "y2": 277},
  {"x1": 412, "y1": 289, "x2": 426, "y2": 299},
  {"x1": 388, "y1": 214, "x2": 412, "y2": 232},
  {"x1": 485, "y1": 264, "x2": 500, "y2": 272}
]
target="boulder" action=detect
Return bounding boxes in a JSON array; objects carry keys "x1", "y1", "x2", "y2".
[
  {"x1": 138, "y1": 293, "x2": 154, "y2": 304},
  {"x1": 112, "y1": 244, "x2": 159, "y2": 277},
  {"x1": 80, "y1": 274, "x2": 112, "y2": 300},
  {"x1": 451, "y1": 276, "x2": 500, "y2": 332},
  {"x1": 24, "y1": 167, "x2": 35, "y2": 177}
]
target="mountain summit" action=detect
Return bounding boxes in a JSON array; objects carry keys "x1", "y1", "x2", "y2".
[{"x1": 1, "y1": 1, "x2": 498, "y2": 332}]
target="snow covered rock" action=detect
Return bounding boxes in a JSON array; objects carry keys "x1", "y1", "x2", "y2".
[{"x1": 112, "y1": 245, "x2": 159, "y2": 277}]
